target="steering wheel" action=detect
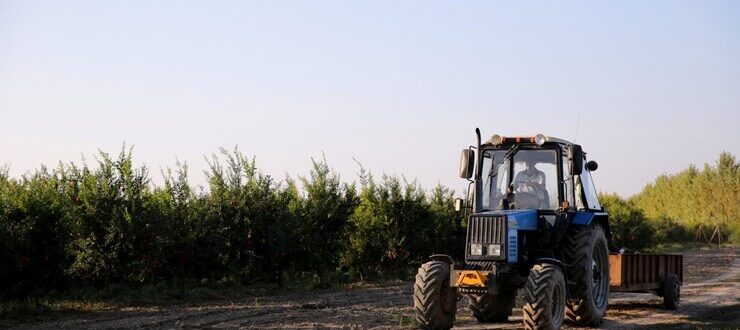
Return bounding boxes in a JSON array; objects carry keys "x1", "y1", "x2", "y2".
[
  {"x1": 514, "y1": 182, "x2": 544, "y2": 209},
  {"x1": 515, "y1": 191, "x2": 540, "y2": 209},
  {"x1": 515, "y1": 181, "x2": 536, "y2": 192}
]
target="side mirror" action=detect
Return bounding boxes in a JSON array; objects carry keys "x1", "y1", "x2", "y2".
[
  {"x1": 454, "y1": 198, "x2": 464, "y2": 212},
  {"x1": 459, "y1": 149, "x2": 474, "y2": 179},
  {"x1": 586, "y1": 160, "x2": 598, "y2": 172},
  {"x1": 569, "y1": 145, "x2": 583, "y2": 176}
]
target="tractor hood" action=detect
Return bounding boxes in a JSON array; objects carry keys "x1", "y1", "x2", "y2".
[{"x1": 473, "y1": 209, "x2": 538, "y2": 230}]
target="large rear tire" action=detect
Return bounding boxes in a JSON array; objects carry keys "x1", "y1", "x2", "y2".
[
  {"x1": 414, "y1": 261, "x2": 456, "y2": 329},
  {"x1": 467, "y1": 289, "x2": 516, "y2": 322},
  {"x1": 563, "y1": 224, "x2": 610, "y2": 326},
  {"x1": 522, "y1": 263, "x2": 566, "y2": 330}
]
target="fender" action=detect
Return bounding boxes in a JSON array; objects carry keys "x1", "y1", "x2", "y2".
[
  {"x1": 533, "y1": 257, "x2": 565, "y2": 270},
  {"x1": 571, "y1": 211, "x2": 612, "y2": 240},
  {"x1": 430, "y1": 254, "x2": 455, "y2": 265},
  {"x1": 430, "y1": 254, "x2": 457, "y2": 288}
]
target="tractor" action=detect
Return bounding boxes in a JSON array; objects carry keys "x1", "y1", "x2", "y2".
[{"x1": 414, "y1": 129, "x2": 611, "y2": 330}]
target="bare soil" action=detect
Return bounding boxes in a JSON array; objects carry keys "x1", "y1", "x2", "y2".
[{"x1": 4, "y1": 248, "x2": 738, "y2": 329}]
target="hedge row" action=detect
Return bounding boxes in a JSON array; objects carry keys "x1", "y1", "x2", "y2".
[{"x1": 0, "y1": 147, "x2": 464, "y2": 299}]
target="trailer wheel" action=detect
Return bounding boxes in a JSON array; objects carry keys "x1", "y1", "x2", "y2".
[
  {"x1": 414, "y1": 261, "x2": 456, "y2": 329},
  {"x1": 663, "y1": 273, "x2": 681, "y2": 310},
  {"x1": 468, "y1": 289, "x2": 516, "y2": 322},
  {"x1": 563, "y1": 223, "x2": 609, "y2": 326},
  {"x1": 523, "y1": 263, "x2": 566, "y2": 330}
]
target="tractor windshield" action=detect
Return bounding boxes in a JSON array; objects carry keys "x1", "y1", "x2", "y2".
[{"x1": 480, "y1": 148, "x2": 559, "y2": 210}]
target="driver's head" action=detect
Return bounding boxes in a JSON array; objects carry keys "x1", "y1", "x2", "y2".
[{"x1": 525, "y1": 159, "x2": 537, "y2": 173}]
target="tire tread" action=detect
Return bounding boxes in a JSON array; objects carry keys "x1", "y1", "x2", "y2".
[
  {"x1": 413, "y1": 261, "x2": 455, "y2": 329},
  {"x1": 522, "y1": 263, "x2": 565, "y2": 330},
  {"x1": 563, "y1": 224, "x2": 609, "y2": 326}
]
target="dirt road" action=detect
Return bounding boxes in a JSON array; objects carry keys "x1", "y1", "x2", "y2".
[{"x1": 6, "y1": 249, "x2": 739, "y2": 329}]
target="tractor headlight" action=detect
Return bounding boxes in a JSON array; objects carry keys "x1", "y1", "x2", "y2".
[
  {"x1": 490, "y1": 134, "x2": 503, "y2": 145},
  {"x1": 487, "y1": 244, "x2": 502, "y2": 256},
  {"x1": 534, "y1": 134, "x2": 546, "y2": 146},
  {"x1": 470, "y1": 243, "x2": 483, "y2": 255}
]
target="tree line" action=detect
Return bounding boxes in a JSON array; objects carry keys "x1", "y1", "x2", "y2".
[
  {"x1": 0, "y1": 147, "x2": 464, "y2": 300},
  {"x1": 600, "y1": 151, "x2": 739, "y2": 250}
]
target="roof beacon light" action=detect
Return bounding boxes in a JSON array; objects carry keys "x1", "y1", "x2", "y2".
[
  {"x1": 490, "y1": 134, "x2": 503, "y2": 145},
  {"x1": 534, "y1": 134, "x2": 547, "y2": 146}
]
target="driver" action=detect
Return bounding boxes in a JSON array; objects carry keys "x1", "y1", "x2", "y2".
[{"x1": 513, "y1": 159, "x2": 547, "y2": 206}]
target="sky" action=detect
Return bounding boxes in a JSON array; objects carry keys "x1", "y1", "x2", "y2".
[{"x1": 1, "y1": 1, "x2": 738, "y2": 197}]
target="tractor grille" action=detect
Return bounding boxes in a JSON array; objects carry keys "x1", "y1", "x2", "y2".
[
  {"x1": 467, "y1": 215, "x2": 507, "y2": 244},
  {"x1": 466, "y1": 215, "x2": 507, "y2": 261}
]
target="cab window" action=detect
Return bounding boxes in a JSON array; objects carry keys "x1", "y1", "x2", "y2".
[
  {"x1": 511, "y1": 149, "x2": 558, "y2": 209},
  {"x1": 480, "y1": 150, "x2": 507, "y2": 209},
  {"x1": 580, "y1": 170, "x2": 602, "y2": 210}
]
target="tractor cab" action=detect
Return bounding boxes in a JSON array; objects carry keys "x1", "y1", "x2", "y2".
[
  {"x1": 478, "y1": 140, "x2": 560, "y2": 211},
  {"x1": 461, "y1": 133, "x2": 602, "y2": 215}
]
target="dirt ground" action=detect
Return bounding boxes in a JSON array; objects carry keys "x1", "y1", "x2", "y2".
[{"x1": 5, "y1": 248, "x2": 739, "y2": 329}]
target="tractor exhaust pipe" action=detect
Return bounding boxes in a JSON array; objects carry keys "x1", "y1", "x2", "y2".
[
  {"x1": 472, "y1": 128, "x2": 482, "y2": 212},
  {"x1": 474, "y1": 128, "x2": 481, "y2": 180}
]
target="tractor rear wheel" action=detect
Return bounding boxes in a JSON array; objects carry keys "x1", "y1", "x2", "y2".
[
  {"x1": 467, "y1": 289, "x2": 516, "y2": 322},
  {"x1": 522, "y1": 263, "x2": 566, "y2": 330},
  {"x1": 663, "y1": 273, "x2": 681, "y2": 310},
  {"x1": 414, "y1": 261, "x2": 456, "y2": 329},
  {"x1": 563, "y1": 223, "x2": 610, "y2": 326}
]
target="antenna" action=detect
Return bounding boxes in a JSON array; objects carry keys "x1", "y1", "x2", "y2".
[{"x1": 573, "y1": 112, "x2": 581, "y2": 143}]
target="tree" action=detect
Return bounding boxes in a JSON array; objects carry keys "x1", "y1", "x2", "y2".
[
  {"x1": 632, "y1": 152, "x2": 739, "y2": 243},
  {"x1": 0, "y1": 167, "x2": 70, "y2": 300},
  {"x1": 296, "y1": 157, "x2": 357, "y2": 286},
  {"x1": 599, "y1": 193, "x2": 653, "y2": 250}
]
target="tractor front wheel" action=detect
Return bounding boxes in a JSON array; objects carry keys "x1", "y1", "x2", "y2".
[
  {"x1": 522, "y1": 263, "x2": 566, "y2": 330},
  {"x1": 413, "y1": 261, "x2": 457, "y2": 329}
]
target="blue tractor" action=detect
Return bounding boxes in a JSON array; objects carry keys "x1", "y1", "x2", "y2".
[{"x1": 414, "y1": 129, "x2": 610, "y2": 330}]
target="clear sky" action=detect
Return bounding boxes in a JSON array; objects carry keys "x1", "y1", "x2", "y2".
[{"x1": 1, "y1": 1, "x2": 738, "y2": 197}]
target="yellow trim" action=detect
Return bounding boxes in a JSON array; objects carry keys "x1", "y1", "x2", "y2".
[{"x1": 455, "y1": 270, "x2": 489, "y2": 287}]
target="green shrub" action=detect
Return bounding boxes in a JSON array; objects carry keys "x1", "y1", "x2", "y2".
[
  {"x1": 652, "y1": 216, "x2": 693, "y2": 243},
  {"x1": 201, "y1": 147, "x2": 297, "y2": 284},
  {"x1": 295, "y1": 157, "x2": 356, "y2": 286},
  {"x1": 0, "y1": 167, "x2": 70, "y2": 299},
  {"x1": 342, "y1": 170, "x2": 460, "y2": 279},
  {"x1": 65, "y1": 148, "x2": 151, "y2": 285},
  {"x1": 599, "y1": 193, "x2": 654, "y2": 250},
  {"x1": 428, "y1": 185, "x2": 465, "y2": 260}
]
